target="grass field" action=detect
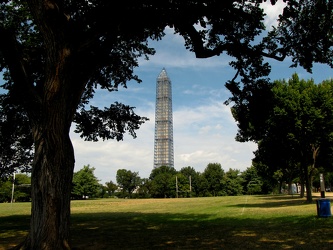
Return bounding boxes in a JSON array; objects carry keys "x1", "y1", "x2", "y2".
[{"x1": 1, "y1": 194, "x2": 333, "y2": 249}]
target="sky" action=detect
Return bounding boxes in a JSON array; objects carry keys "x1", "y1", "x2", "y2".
[
  {"x1": 71, "y1": 2, "x2": 332, "y2": 184},
  {"x1": 1, "y1": 3, "x2": 332, "y2": 184}
]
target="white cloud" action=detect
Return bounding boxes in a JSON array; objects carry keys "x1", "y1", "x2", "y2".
[
  {"x1": 261, "y1": 1, "x2": 286, "y2": 28},
  {"x1": 71, "y1": 96, "x2": 257, "y2": 184},
  {"x1": 138, "y1": 26, "x2": 233, "y2": 70},
  {"x1": 173, "y1": 100, "x2": 257, "y2": 173}
]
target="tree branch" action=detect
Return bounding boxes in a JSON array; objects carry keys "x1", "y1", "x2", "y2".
[
  {"x1": 0, "y1": 26, "x2": 39, "y2": 107},
  {"x1": 175, "y1": 23, "x2": 230, "y2": 58}
]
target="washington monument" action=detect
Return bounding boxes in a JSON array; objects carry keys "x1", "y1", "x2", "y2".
[{"x1": 153, "y1": 68, "x2": 174, "y2": 168}]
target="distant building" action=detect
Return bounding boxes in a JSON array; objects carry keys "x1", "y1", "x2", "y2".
[{"x1": 153, "y1": 68, "x2": 174, "y2": 168}]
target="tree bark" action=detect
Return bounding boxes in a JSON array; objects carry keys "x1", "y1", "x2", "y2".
[
  {"x1": 14, "y1": 2, "x2": 87, "y2": 248},
  {"x1": 287, "y1": 179, "x2": 293, "y2": 195},
  {"x1": 298, "y1": 165, "x2": 305, "y2": 198},
  {"x1": 305, "y1": 171, "x2": 313, "y2": 203},
  {"x1": 300, "y1": 182, "x2": 305, "y2": 198},
  {"x1": 17, "y1": 77, "x2": 76, "y2": 249},
  {"x1": 301, "y1": 162, "x2": 312, "y2": 203}
]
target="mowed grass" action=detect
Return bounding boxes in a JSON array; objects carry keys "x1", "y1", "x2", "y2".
[{"x1": 1, "y1": 194, "x2": 333, "y2": 249}]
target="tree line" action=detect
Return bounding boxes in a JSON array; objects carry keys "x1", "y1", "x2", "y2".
[
  {"x1": 0, "y1": 164, "x2": 257, "y2": 202},
  {"x1": 73, "y1": 165, "x2": 333, "y2": 200},
  {"x1": 2, "y1": 161, "x2": 332, "y2": 202},
  {"x1": 84, "y1": 163, "x2": 262, "y2": 199}
]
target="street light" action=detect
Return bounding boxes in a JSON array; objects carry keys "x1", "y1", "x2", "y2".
[{"x1": 11, "y1": 172, "x2": 15, "y2": 203}]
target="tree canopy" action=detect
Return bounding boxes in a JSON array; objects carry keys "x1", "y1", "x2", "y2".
[
  {"x1": 72, "y1": 165, "x2": 100, "y2": 198},
  {"x1": 0, "y1": 0, "x2": 332, "y2": 249},
  {"x1": 203, "y1": 163, "x2": 225, "y2": 196},
  {"x1": 149, "y1": 165, "x2": 177, "y2": 198},
  {"x1": 0, "y1": 173, "x2": 31, "y2": 202},
  {"x1": 116, "y1": 169, "x2": 141, "y2": 197},
  {"x1": 233, "y1": 74, "x2": 333, "y2": 201}
]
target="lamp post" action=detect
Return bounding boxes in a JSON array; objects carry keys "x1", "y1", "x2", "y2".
[
  {"x1": 11, "y1": 172, "x2": 16, "y2": 203},
  {"x1": 320, "y1": 173, "x2": 325, "y2": 198},
  {"x1": 176, "y1": 176, "x2": 178, "y2": 198}
]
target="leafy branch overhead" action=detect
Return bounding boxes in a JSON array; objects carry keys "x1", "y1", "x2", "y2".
[{"x1": 74, "y1": 103, "x2": 149, "y2": 142}]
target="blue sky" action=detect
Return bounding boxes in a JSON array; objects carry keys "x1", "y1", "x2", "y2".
[{"x1": 71, "y1": 2, "x2": 332, "y2": 184}]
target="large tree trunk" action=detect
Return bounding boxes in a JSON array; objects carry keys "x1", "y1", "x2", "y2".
[
  {"x1": 305, "y1": 173, "x2": 313, "y2": 202},
  {"x1": 19, "y1": 82, "x2": 76, "y2": 249},
  {"x1": 17, "y1": 2, "x2": 87, "y2": 248}
]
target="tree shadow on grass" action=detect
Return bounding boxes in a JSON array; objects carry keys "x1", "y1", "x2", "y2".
[
  {"x1": 1, "y1": 210, "x2": 333, "y2": 250},
  {"x1": 70, "y1": 212, "x2": 333, "y2": 250},
  {"x1": 0, "y1": 215, "x2": 30, "y2": 250},
  {"x1": 229, "y1": 196, "x2": 312, "y2": 209},
  {"x1": 228, "y1": 195, "x2": 333, "y2": 209}
]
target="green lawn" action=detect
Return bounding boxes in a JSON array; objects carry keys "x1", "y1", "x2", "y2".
[{"x1": 1, "y1": 194, "x2": 333, "y2": 249}]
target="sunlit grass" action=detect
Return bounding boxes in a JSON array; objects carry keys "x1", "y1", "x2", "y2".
[{"x1": 1, "y1": 194, "x2": 333, "y2": 249}]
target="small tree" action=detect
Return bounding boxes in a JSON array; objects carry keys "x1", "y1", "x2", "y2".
[
  {"x1": 137, "y1": 178, "x2": 152, "y2": 198},
  {"x1": 202, "y1": 163, "x2": 225, "y2": 196},
  {"x1": 241, "y1": 166, "x2": 264, "y2": 194},
  {"x1": 196, "y1": 174, "x2": 210, "y2": 197},
  {"x1": 116, "y1": 169, "x2": 141, "y2": 198},
  {"x1": 247, "y1": 181, "x2": 263, "y2": 195},
  {"x1": 14, "y1": 173, "x2": 31, "y2": 202},
  {"x1": 149, "y1": 166, "x2": 177, "y2": 198},
  {"x1": 0, "y1": 179, "x2": 12, "y2": 202},
  {"x1": 105, "y1": 180, "x2": 118, "y2": 197},
  {"x1": 222, "y1": 168, "x2": 243, "y2": 196},
  {"x1": 180, "y1": 166, "x2": 200, "y2": 197},
  {"x1": 0, "y1": 173, "x2": 31, "y2": 202},
  {"x1": 72, "y1": 165, "x2": 100, "y2": 199}
]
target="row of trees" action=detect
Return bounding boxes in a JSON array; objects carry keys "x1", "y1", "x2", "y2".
[
  {"x1": 66, "y1": 163, "x2": 263, "y2": 199},
  {"x1": 69, "y1": 163, "x2": 333, "y2": 199},
  {"x1": 2, "y1": 161, "x2": 332, "y2": 202},
  {"x1": 0, "y1": 164, "x2": 260, "y2": 202}
]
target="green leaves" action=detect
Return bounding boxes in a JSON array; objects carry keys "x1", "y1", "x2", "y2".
[
  {"x1": 0, "y1": 94, "x2": 33, "y2": 179},
  {"x1": 72, "y1": 165, "x2": 100, "y2": 198},
  {"x1": 74, "y1": 102, "x2": 149, "y2": 142},
  {"x1": 273, "y1": 0, "x2": 333, "y2": 71},
  {"x1": 235, "y1": 74, "x2": 333, "y2": 200},
  {"x1": 116, "y1": 169, "x2": 141, "y2": 196}
]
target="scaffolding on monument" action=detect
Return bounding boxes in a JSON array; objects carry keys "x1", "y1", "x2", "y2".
[{"x1": 153, "y1": 68, "x2": 174, "y2": 168}]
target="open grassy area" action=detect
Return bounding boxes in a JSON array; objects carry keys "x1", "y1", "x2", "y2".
[{"x1": 1, "y1": 194, "x2": 333, "y2": 249}]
